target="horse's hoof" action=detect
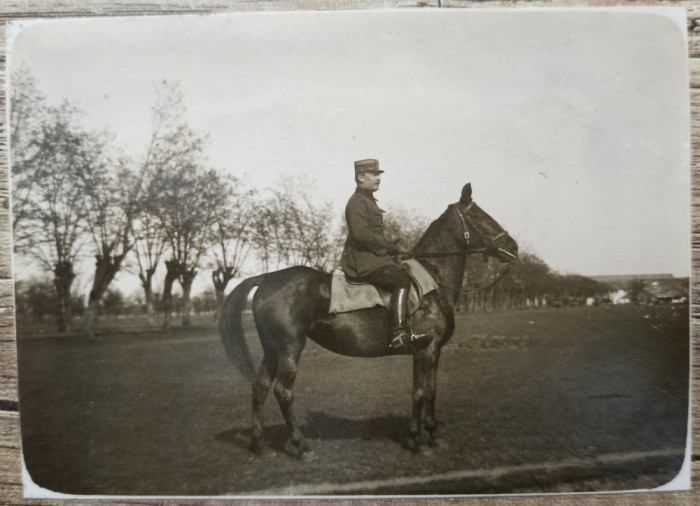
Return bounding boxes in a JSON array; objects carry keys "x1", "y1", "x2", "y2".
[
  {"x1": 284, "y1": 439, "x2": 315, "y2": 461},
  {"x1": 256, "y1": 446, "x2": 277, "y2": 458},
  {"x1": 299, "y1": 450, "x2": 318, "y2": 462},
  {"x1": 284, "y1": 439, "x2": 298, "y2": 457},
  {"x1": 417, "y1": 444, "x2": 435, "y2": 457},
  {"x1": 430, "y1": 437, "x2": 448, "y2": 450},
  {"x1": 250, "y1": 441, "x2": 276, "y2": 458}
]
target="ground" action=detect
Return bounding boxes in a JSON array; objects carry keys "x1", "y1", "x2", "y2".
[{"x1": 16, "y1": 304, "x2": 689, "y2": 497}]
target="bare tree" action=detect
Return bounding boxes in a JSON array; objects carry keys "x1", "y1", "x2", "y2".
[
  {"x1": 150, "y1": 165, "x2": 226, "y2": 328},
  {"x1": 132, "y1": 80, "x2": 210, "y2": 329},
  {"x1": 127, "y1": 82, "x2": 191, "y2": 325},
  {"x1": 21, "y1": 103, "x2": 100, "y2": 331},
  {"x1": 252, "y1": 176, "x2": 342, "y2": 272},
  {"x1": 132, "y1": 211, "x2": 168, "y2": 324},
  {"x1": 10, "y1": 68, "x2": 49, "y2": 250},
  {"x1": 382, "y1": 206, "x2": 430, "y2": 254},
  {"x1": 250, "y1": 203, "x2": 275, "y2": 273},
  {"x1": 79, "y1": 153, "x2": 143, "y2": 337},
  {"x1": 209, "y1": 175, "x2": 256, "y2": 311}
]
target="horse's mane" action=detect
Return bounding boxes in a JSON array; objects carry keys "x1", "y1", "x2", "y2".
[{"x1": 412, "y1": 207, "x2": 452, "y2": 256}]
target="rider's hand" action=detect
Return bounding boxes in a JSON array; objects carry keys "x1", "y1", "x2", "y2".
[{"x1": 388, "y1": 238, "x2": 401, "y2": 256}]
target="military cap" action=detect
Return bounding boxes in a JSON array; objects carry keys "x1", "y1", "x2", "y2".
[{"x1": 354, "y1": 159, "x2": 384, "y2": 176}]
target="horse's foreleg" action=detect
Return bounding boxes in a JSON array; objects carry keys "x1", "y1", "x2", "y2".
[
  {"x1": 249, "y1": 356, "x2": 277, "y2": 456},
  {"x1": 410, "y1": 350, "x2": 435, "y2": 456},
  {"x1": 274, "y1": 344, "x2": 316, "y2": 462},
  {"x1": 425, "y1": 358, "x2": 447, "y2": 449}
]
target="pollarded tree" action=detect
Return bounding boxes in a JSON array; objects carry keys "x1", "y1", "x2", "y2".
[
  {"x1": 132, "y1": 210, "x2": 168, "y2": 324},
  {"x1": 150, "y1": 165, "x2": 227, "y2": 328},
  {"x1": 81, "y1": 89, "x2": 200, "y2": 337},
  {"x1": 133, "y1": 81, "x2": 210, "y2": 328},
  {"x1": 128, "y1": 81, "x2": 194, "y2": 325},
  {"x1": 21, "y1": 103, "x2": 102, "y2": 332},
  {"x1": 78, "y1": 146, "x2": 145, "y2": 337},
  {"x1": 209, "y1": 175, "x2": 257, "y2": 311}
]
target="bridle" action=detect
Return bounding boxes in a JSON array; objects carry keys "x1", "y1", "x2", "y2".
[
  {"x1": 414, "y1": 201, "x2": 516, "y2": 294},
  {"x1": 456, "y1": 202, "x2": 516, "y2": 260}
]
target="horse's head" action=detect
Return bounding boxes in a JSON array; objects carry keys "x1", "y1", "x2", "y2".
[{"x1": 451, "y1": 183, "x2": 518, "y2": 263}]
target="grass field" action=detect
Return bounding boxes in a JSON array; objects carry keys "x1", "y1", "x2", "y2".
[{"x1": 16, "y1": 304, "x2": 689, "y2": 496}]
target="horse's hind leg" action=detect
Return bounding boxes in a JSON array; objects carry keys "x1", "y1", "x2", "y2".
[
  {"x1": 249, "y1": 356, "x2": 277, "y2": 456},
  {"x1": 274, "y1": 339, "x2": 316, "y2": 462}
]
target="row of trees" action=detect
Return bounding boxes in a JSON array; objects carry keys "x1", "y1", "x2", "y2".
[
  {"x1": 15, "y1": 249, "x2": 612, "y2": 326},
  {"x1": 11, "y1": 71, "x2": 344, "y2": 335},
  {"x1": 456, "y1": 253, "x2": 611, "y2": 312},
  {"x1": 12, "y1": 70, "x2": 611, "y2": 333},
  {"x1": 15, "y1": 280, "x2": 221, "y2": 324}
]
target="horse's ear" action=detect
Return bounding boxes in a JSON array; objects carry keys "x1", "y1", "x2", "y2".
[{"x1": 460, "y1": 183, "x2": 472, "y2": 204}]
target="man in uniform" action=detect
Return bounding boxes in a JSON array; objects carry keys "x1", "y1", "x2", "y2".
[{"x1": 340, "y1": 159, "x2": 429, "y2": 350}]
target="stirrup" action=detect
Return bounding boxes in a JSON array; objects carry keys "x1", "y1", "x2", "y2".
[{"x1": 389, "y1": 326, "x2": 430, "y2": 350}]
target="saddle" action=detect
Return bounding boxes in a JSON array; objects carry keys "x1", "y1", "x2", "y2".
[{"x1": 329, "y1": 259, "x2": 439, "y2": 315}]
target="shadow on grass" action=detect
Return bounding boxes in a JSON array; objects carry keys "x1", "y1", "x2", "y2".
[
  {"x1": 215, "y1": 411, "x2": 409, "y2": 453},
  {"x1": 304, "y1": 411, "x2": 407, "y2": 445},
  {"x1": 215, "y1": 424, "x2": 291, "y2": 454}
]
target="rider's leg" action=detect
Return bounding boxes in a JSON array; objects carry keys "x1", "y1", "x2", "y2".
[
  {"x1": 391, "y1": 285, "x2": 409, "y2": 333},
  {"x1": 355, "y1": 264, "x2": 429, "y2": 349}
]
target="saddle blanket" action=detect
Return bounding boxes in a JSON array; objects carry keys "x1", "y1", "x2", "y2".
[{"x1": 329, "y1": 259, "x2": 439, "y2": 315}]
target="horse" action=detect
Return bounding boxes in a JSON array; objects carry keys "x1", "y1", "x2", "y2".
[{"x1": 219, "y1": 183, "x2": 518, "y2": 460}]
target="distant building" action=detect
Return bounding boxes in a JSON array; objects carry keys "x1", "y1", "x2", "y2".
[
  {"x1": 589, "y1": 274, "x2": 688, "y2": 305},
  {"x1": 589, "y1": 274, "x2": 674, "y2": 290},
  {"x1": 609, "y1": 289, "x2": 631, "y2": 305},
  {"x1": 642, "y1": 279, "x2": 689, "y2": 304}
]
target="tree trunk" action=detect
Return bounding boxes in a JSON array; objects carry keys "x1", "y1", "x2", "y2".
[
  {"x1": 162, "y1": 259, "x2": 181, "y2": 331},
  {"x1": 212, "y1": 267, "x2": 235, "y2": 319},
  {"x1": 53, "y1": 261, "x2": 75, "y2": 333},
  {"x1": 83, "y1": 300, "x2": 99, "y2": 338},
  {"x1": 83, "y1": 254, "x2": 125, "y2": 338},
  {"x1": 181, "y1": 267, "x2": 197, "y2": 328},
  {"x1": 139, "y1": 266, "x2": 157, "y2": 325}
]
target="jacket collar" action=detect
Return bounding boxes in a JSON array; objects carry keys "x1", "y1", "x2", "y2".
[{"x1": 355, "y1": 186, "x2": 377, "y2": 201}]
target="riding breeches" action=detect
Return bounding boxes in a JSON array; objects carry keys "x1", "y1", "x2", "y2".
[{"x1": 350, "y1": 263, "x2": 411, "y2": 291}]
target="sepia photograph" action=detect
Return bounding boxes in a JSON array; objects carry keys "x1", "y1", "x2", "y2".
[{"x1": 8, "y1": 7, "x2": 691, "y2": 498}]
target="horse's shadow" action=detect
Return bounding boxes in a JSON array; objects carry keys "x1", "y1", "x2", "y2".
[{"x1": 215, "y1": 411, "x2": 408, "y2": 453}]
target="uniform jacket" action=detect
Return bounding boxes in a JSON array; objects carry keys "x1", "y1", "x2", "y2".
[{"x1": 340, "y1": 187, "x2": 397, "y2": 277}]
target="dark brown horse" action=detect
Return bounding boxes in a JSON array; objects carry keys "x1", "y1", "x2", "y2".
[{"x1": 219, "y1": 183, "x2": 518, "y2": 460}]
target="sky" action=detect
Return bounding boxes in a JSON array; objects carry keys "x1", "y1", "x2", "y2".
[{"x1": 8, "y1": 8, "x2": 691, "y2": 295}]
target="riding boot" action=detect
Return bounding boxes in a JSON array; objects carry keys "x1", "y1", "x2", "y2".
[{"x1": 389, "y1": 288, "x2": 430, "y2": 350}]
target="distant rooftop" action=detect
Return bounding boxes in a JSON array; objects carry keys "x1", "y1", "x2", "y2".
[
  {"x1": 589, "y1": 274, "x2": 687, "y2": 292},
  {"x1": 643, "y1": 279, "x2": 689, "y2": 300},
  {"x1": 590, "y1": 274, "x2": 674, "y2": 282}
]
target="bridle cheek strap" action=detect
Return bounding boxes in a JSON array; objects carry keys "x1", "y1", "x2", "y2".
[{"x1": 453, "y1": 203, "x2": 472, "y2": 245}]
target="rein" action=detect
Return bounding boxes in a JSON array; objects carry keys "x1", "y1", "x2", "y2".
[
  {"x1": 413, "y1": 202, "x2": 516, "y2": 295},
  {"x1": 433, "y1": 262, "x2": 513, "y2": 295},
  {"x1": 414, "y1": 248, "x2": 488, "y2": 258}
]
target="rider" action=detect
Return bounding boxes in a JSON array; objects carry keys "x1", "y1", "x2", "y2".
[{"x1": 340, "y1": 158, "x2": 430, "y2": 351}]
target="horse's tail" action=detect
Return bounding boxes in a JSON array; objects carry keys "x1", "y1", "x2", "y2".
[{"x1": 219, "y1": 274, "x2": 266, "y2": 382}]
